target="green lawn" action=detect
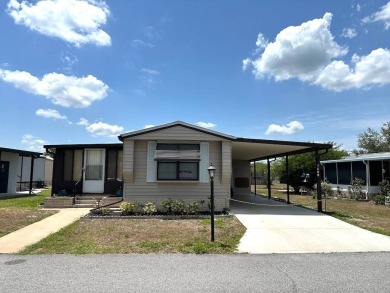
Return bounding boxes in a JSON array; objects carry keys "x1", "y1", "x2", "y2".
[
  {"x1": 21, "y1": 216, "x2": 246, "y2": 254},
  {"x1": 0, "y1": 189, "x2": 57, "y2": 237}
]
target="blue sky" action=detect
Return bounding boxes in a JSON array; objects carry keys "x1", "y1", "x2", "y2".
[{"x1": 1, "y1": 0, "x2": 390, "y2": 153}]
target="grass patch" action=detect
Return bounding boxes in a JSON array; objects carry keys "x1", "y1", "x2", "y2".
[
  {"x1": 254, "y1": 184, "x2": 390, "y2": 236},
  {"x1": 20, "y1": 216, "x2": 246, "y2": 254},
  {"x1": 0, "y1": 189, "x2": 56, "y2": 237},
  {"x1": 0, "y1": 189, "x2": 51, "y2": 208}
]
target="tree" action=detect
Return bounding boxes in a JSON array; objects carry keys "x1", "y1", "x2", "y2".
[
  {"x1": 273, "y1": 142, "x2": 348, "y2": 193},
  {"x1": 354, "y1": 122, "x2": 390, "y2": 154}
]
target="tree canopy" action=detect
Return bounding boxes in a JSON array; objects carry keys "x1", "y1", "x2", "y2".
[{"x1": 354, "y1": 122, "x2": 390, "y2": 154}]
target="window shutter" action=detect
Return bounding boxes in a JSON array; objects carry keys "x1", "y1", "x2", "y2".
[
  {"x1": 199, "y1": 142, "x2": 209, "y2": 183},
  {"x1": 146, "y1": 141, "x2": 157, "y2": 182}
]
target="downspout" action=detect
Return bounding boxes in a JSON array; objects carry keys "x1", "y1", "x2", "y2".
[
  {"x1": 363, "y1": 160, "x2": 369, "y2": 200},
  {"x1": 29, "y1": 155, "x2": 35, "y2": 195}
]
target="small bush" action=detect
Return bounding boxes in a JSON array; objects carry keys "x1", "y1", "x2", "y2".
[
  {"x1": 186, "y1": 201, "x2": 205, "y2": 215},
  {"x1": 313, "y1": 181, "x2": 333, "y2": 199},
  {"x1": 162, "y1": 199, "x2": 186, "y2": 215},
  {"x1": 372, "y1": 180, "x2": 390, "y2": 205},
  {"x1": 143, "y1": 202, "x2": 157, "y2": 215},
  {"x1": 119, "y1": 201, "x2": 137, "y2": 215},
  {"x1": 348, "y1": 178, "x2": 365, "y2": 200}
]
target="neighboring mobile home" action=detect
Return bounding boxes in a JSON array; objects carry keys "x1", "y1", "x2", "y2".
[
  {"x1": 45, "y1": 121, "x2": 331, "y2": 210},
  {"x1": 0, "y1": 147, "x2": 48, "y2": 195},
  {"x1": 321, "y1": 152, "x2": 390, "y2": 197}
]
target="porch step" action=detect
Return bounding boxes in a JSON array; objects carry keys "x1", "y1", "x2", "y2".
[{"x1": 75, "y1": 196, "x2": 123, "y2": 208}]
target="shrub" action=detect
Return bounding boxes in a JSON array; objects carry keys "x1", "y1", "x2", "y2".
[
  {"x1": 186, "y1": 201, "x2": 205, "y2": 215},
  {"x1": 348, "y1": 178, "x2": 365, "y2": 200},
  {"x1": 372, "y1": 180, "x2": 390, "y2": 205},
  {"x1": 143, "y1": 202, "x2": 157, "y2": 215},
  {"x1": 119, "y1": 201, "x2": 137, "y2": 215},
  {"x1": 313, "y1": 181, "x2": 333, "y2": 199},
  {"x1": 162, "y1": 199, "x2": 186, "y2": 215}
]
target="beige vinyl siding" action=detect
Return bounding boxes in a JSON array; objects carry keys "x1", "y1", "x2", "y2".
[
  {"x1": 129, "y1": 125, "x2": 229, "y2": 142},
  {"x1": 123, "y1": 139, "x2": 134, "y2": 183},
  {"x1": 123, "y1": 140, "x2": 231, "y2": 211}
]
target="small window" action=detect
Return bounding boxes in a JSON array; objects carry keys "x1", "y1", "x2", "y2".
[
  {"x1": 157, "y1": 161, "x2": 199, "y2": 181},
  {"x1": 155, "y1": 144, "x2": 200, "y2": 181}
]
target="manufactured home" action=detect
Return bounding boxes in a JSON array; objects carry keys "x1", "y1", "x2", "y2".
[
  {"x1": 45, "y1": 121, "x2": 331, "y2": 210},
  {"x1": 321, "y1": 152, "x2": 390, "y2": 196}
]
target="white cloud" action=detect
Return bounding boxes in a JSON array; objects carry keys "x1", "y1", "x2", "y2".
[
  {"x1": 141, "y1": 68, "x2": 160, "y2": 75},
  {"x1": 341, "y1": 28, "x2": 357, "y2": 38},
  {"x1": 0, "y1": 69, "x2": 109, "y2": 108},
  {"x1": 362, "y1": 1, "x2": 390, "y2": 29},
  {"x1": 144, "y1": 125, "x2": 155, "y2": 129},
  {"x1": 244, "y1": 12, "x2": 390, "y2": 91},
  {"x1": 247, "y1": 13, "x2": 347, "y2": 82},
  {"x1": 255, "y1": 33, "x2": 268, "y2": 49},
  {"x1": 131, "y1": 39, "x2": 155, "y2": 48},
  {"x1": 195, "y1": 122, "x2": 216, "y2": 129},
  {"x1": 7, "y1": 0, "x2": 111, "y2": 47},
  {"x1": 76, "y1": 118, "x2": 90, "y2": 126},
  {"x1": 265, "y1": 121, "x2": 304, "y2": 135},
  {"x1": 242, "y1": 58, "x2": 251, "y2": 71},
  {"x1": 86, "y1": 122, "x2": 124, "y2": 137},
  {"x1": 21, "y1": 134, "x2": 46, "y2": 152},
  {"x1": 36, "y1": 108, "x2": 67, "y2": 120},
  {"x1": 315, "y1": 48, "x2": 390, "y2": 91},
  {"x1": 141, "y1": 68, "x2": 160, "y2": 84}
]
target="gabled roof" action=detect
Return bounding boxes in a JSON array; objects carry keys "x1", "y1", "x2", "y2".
[
  {"x1": 118, "y1": 121, "x2": 332, "y2": 161},
  {"x1": 118, "y1": 121, "x2": 236, "y2": 141},
  {"x1": 321, "y1": 152, "x2": 390, "y2": 164},
  {"x1": 0, "y1": 146, "x2": 41, "y2": 157}
]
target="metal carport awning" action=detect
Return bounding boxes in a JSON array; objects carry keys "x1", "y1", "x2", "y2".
[
  {"x1": 232, "y1": 138, "x2": 332, "y2": 161},
  {"x1": 231, "y1": 138, "x2": 332, "y2": 212}
]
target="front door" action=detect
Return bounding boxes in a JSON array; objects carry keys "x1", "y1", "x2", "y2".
[
  {"x1": 0, "y1": 161, "x2": 10, "y2": 193},
  {"x1": 83, "y1": 149, "x2": 105, "y2": 193}
]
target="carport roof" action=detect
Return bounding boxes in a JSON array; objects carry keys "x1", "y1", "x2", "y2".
[{"x1": 232, "y1": 138, "x2": 332, "y2": 161}]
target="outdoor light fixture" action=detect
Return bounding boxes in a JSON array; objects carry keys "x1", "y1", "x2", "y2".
[{"x1": 207, "y1": 164, "x2": 216, "y2": 242}]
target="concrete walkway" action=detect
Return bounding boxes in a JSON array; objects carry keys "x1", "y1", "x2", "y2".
[
  {"x1": 0, "y1": 208, "x2": 90, "y2": 253},
  {"x1": 231, "y1": 194, "x2": 390, "y2": 254}
]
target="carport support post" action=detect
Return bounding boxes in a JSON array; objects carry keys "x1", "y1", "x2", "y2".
[
  {"x1": 286, "y1": 155, "x2": 290, "y2": 204},
  {"x1": 253, "y1": 160, "x2": 257, "y2": 196},
  {"x1": 315, "y1": 149, "x2": 323, "y2": 212},
  {"x1": 267, "y1": 159, "x2": 271, "y2": 200}
]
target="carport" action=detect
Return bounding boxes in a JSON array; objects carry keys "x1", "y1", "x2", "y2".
[{"x1": 231, "y1": 138, "x2": 332, "y2": 212}]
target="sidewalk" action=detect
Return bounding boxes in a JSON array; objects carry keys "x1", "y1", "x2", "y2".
[{"x1": 0, "y1": 208, "x2": 90, "y2": 254}]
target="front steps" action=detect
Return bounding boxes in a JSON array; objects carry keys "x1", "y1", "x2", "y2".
[
  {"x1": 44, "y1": 195, "x2": 123, "y2": 208},
  {"x1": 75, "y1": 195, "x2": 123, "y2": 208}
]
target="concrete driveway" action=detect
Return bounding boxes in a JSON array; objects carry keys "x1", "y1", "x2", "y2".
[{"x1": 231, "y1": 194, "x2": 390, "y2": 254}]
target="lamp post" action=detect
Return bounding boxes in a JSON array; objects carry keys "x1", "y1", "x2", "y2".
[{"x1": 207, "y1": 164, "x2": 216, "y2": 242}]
